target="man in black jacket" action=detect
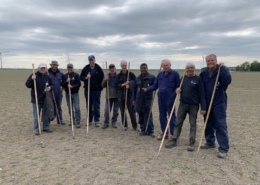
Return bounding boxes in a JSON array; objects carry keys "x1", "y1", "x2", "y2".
[
  {"x1": 62, "y1": 63, "x2": 82, "y2": 128},
  {"x1": 80, "y1": 55, "x2": 104, "y2": 127},
  {"x1": 116, "y1": 60, "x2": 137, "y2": 131},
  {"x1": 25, "y1": 63, "x2": 54, "y2": 135}
]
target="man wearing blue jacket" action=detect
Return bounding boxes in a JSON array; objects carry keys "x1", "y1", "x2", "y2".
[
  {"x1": 132, "y1": 63, "x2": 156, "y2": 138},
  {"x1": 80, "y1": 55, "x2": 104, "y2": 127},
  {"x1": 143, "y1": 59, "x2": 180, "y2": 140},
  {"x1": 165, "y1": 63, "x2": 206, "y2": 151},
  {"x1": 48, "y1": 61, "x2": 64, "y2": 125},
  {"x1": 61, "y1": 63, "x2": 81, "y2": 128},
  {"x1": 199, "y1": 54, "x2": 231, "y2": 158},
  {"x1": 25, "y1": 63, "x2": 53, "y2": 135}
]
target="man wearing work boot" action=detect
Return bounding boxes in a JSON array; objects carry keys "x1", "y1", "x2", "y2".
[
  {"x1": 61, "y1": 63, "x2": 81, "y2": 128},
  {"x1": 165, "y1": 63, "x2": 206, "y2": 151},
  {"x1": 80, "y1": 55, "x2": 104, "y2": 127},
  {"x1": 143, "y1": 59, "x2": 180, "y2": 140},
  {"x1": 101, "y1": 63, "x2": 119, "y2": 129},
  {"x1": 132, "y1": 63, "x2": 156, "y2": 138},
  {"x1": 199, "y1": 54, "x2": 231, "y2": 158}
]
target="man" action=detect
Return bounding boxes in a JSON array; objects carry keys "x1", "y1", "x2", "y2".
[
  {"x1": 199, "y1": 54, "x2": 231, "y2": 158},
  {"x1": 132, "y1": 63, "x2": 156, "y2": 138},
  {"x1": 61, "y1": 63, "x2": 81, "y2": 128},
  {"x1": 101, "y1": 64, "x2": 119, "y2": 129},
  {"x1": 165, "y1": 63, "x2": 206, "y2": 151},
  {"x1": 116, "y1": 60, "x2": 137, "y2": 131},
  {"x1": 48, "y1": 61, "x2": 64, "y2": 125},
  {"x1": 25, "y1": 63, "x2": 53, "y2": 135},
  {"x1": 80, "y1": 55, "x2": 104, "y2": 127},
  {"x1": 143, "y1": 59, "x2": 180, "y2": 140}
]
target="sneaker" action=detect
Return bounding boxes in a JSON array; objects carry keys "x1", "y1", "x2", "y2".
[
  {"x1": 157, "y1": 133, "x2": 168, "y2": 140},
  {"x1": 165, "y1": 139, "x2": 177, "y2": 148},
  {"x1": 133, "y1": 127, "x2": 137, "y2": 131},
  {"x1": 34, "y1": 130, "x2": 39, "y2": 135},
  {"x1": 43, "y1": 129, "x2": 53, "y2": 133},
  {"x1": 187, "y1": 141, "x2": 195, "y2": 152},
  {"x1": 112, "y1": 123, "x2": 117, "y2": 128},
  {"x1": 95, "y1": 122, "x2": 100, "y2": 127},
  {"x1": 148, "y1": 133, "x2": 155, "y2": 138},
  {"x1": 200, "y1": 143, "x2": 216, "y2": 149},
  {"x1": 102, "y1": 124, "x2": 109, "y2": 129},
  {"x1": 86, "y1": 122, "x2": 92, "y2": 126},
  {"x1": 139, "y1": 132, "x2": 145, "y2": 136},
  {"x1": 76, "y1": 123, "x2": 81, "y2": 128},
  {"x1": 217, "y1": 151, "x2": 227, "y2": 158}
]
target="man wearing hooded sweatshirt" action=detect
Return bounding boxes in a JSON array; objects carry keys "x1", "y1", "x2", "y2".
[
  {"x1": 48, "y1": 61, "x2": 65, "y2": 125},
  {"x1": 80, "y1": 55, "x2": 104, "y2": 127}
]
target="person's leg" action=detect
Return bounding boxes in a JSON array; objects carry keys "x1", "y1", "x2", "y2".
[
  {"x1": 84, "y1": 88, "x2": 93, "y2": 123},
  {"x1": 103, "y1": 98, "x2": 109, "y2": 125},
  {"x1": 167, "y1": 101, "x2": 176, "y2": 136},
  {"x1": 144, "y1": 99, "x2": 154, "y2": 135},
  {"x1": 201, "y1": 112, "x2": 216, "y2": 148},
  {"x1": 32, "y1": 103, "x2": 38, "y2": 133},
  {"x1": 172, "y1": 102, "x2": 188, "y2": 140},
  {"x1": 111, "y1": 98, "x2": 119, "y2": 125},
  {"x1": 55, "y1": 93, "x2": 63, "y2": 123},
  {"x1": 92, "y1": 90, "x2": 101, "y2": 123},
  {"x1": 158, "y1": 93, "x2": 168, "y2": 139},
  {"x1": 212, "y1": 105, "x2": 229, "y2": 154},
  {"x1": 73, "y1": 93, "x2": 81, "y2": 124},
  {"x1": 65, "y1": 93, "x2": 71, "y2": 118},
  {"x1": 188, "y1": 104, "x2": 199, "y2": 142},
  {"x1": 127, "y1": 98, "x2": 137, "y2": 129},
  {"x1": 118, "y1": 98, "x2": 128, "y2": 128}
]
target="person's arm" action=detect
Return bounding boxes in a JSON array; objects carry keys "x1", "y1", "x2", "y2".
[
  {"x1": 48, "y1": 76, "x2": 54, "y2": 91},
  {"x1": 61, "y1": 74, "x2": 68, "y2": 88},
  {"x1": 115, "y1": 73, "x2": 125, "y2": 90},
  {"x1": 72, "y1": 74, "x2": 81, "y2": 89},
  {"x1": 219, "y1": 65, "x2": 232, "y2": 88},
  {"x1": 80, "y1": 67, "x2": 87, "y2": 81},
  {"x1": 101, "y1": 76, "x2": 107, "y2": 88},
  {"x1": 25, "y1": 74, "x2": 34, "y2": 88},
  {"x1": 146, "y1": 76, "x2": 158, "y2": 92},
  {"x1": 198, "y1": 77, "x2": 206, "y2": 111},
  {"x1": 131, "y1": 79, "x2": 137, "y2": 103}
]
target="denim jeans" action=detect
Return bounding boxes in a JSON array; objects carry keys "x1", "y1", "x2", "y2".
[
  {"x1": 84, "y1": 89, "x2": 101, "y2": 123},
  {"x1": 104, "y1": 98, "x2": 119, "y2": 124},
  {"x1": 65, "y1": 93, "x2": 81, "y2": 123},
  {"x1": 173, "y1": 102, "x2": 199, "y2": 142},
  {"x1": 32, "y1": 103, "x2": 50, "y2": 131},
  {"x1": 118, "y1": 98, "x2": 137, "y2": 128}
]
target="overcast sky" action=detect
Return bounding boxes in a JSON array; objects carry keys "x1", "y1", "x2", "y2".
[{"x1": 0, "y1": 0, "x2": 259, "y2": 69}]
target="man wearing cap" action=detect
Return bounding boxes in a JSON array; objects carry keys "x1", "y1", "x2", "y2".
[
  {"x1": 101, "y1": 64, "x2": 119, "y2": 129},
  {"x1": 25, "y1": 64, "x2": 54, "y2": 135},
  {"x1": 80, "y1": 55, "x2": 104, "y2": 127},
  {"x1": 61, "y1": 63, "x2": 82, "y2": 128},
  {"x1": 115, "y1": 60, "x2": 137, "y2": 131},
  {"x1": 48, "y1": 61, "x2": 65, "y2": 125}
]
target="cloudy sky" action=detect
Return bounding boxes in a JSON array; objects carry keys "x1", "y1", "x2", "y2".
[{"x1": 0, "y1": 0, "x2": 259, "y2": 69}]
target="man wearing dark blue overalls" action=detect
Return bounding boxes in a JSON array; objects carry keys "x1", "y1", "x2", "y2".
[
  {"x1": 144, "y1": 59, "x2": 180, "y2": 141},
  {"x1": 48, "y1": 61, "x2": 65, "y2": 125},
  {"x1": 199, "y1": 54, "x2": 231, "y2": 158},
  {"x1": 132, "y1": 63, "x2": 156, "y2": 138},
  {"x1": 80, "y1": 55, "x2": 104, "y2": 127}
]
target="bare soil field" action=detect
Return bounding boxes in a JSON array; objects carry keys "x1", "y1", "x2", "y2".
[{"x1": 0, "y1": 69, "x2": 259, "y2": 185}]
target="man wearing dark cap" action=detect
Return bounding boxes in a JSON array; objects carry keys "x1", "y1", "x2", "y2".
[
  {"x1": 80, "y1": 55, "x2": 104, "y2": 127},
  {"x1": 101, "y1": 64, "x2": 119, "y2": 129},
  {"x1": 61, "y1": 63, "x2": 81, "y2": 128},
  {"x1": 48, "y1": 61, "x2": 65, "y2": 125}
]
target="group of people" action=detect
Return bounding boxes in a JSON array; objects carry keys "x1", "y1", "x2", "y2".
[{"x1": 25, "y1": 54, "x2": 231, "y2": 158}]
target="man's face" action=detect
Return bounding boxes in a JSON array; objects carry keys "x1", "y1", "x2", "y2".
[
  {"x1": 67, "y1": 66, "x2": 73, "y2": 73},
  {"x1": 186, "y1": 65, "x2": 195, "y2": 76},
  {"x1": 206, "y1": 56, "x2": 217, "y2": 70},
  {"x1": 89, "y1": 59, "x2": 95, "y2": 67},
  {"x1": 140, "y1": 65, "x2": 148, "y2": 75},
  {"x1": 51, "y1": 64, "x2": 58, "y2": 70},
  {"x1": 162, "y1": 61, "x2": 171, "y2": 72},
  {"x1": 121, "y1": 62, "x2": 127, "y2": 70},
  {"x1": 109, "y1": 66, "x2": 116, "y2": 73},
  {"x1": 38, "y1": 67, "x2": 46, "y2": 74}
]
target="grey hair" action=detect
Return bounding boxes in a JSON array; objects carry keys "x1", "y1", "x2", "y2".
[
  {"x1": 120, "y1": 60, "x2": 127, "y2": 65},
  {"x1": 206, "y1": 54, "x2": 217, "y2": 60},
  {"x1": 161, "y1": 59, "x2": 171, "y2": 65},
  {"x1": 186, "y1": 62, "x2": 195, "y2": 68}
]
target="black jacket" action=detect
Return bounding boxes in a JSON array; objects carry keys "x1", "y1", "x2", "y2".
[
  {"x1": 25, "y1": 71, "x2": 53, "y2": 104},
  {"x1": 115, "y1": 70, "x2": 136, "y2": 99},
  {"x1": 80, "y1": 64, "x2": 104, "y2": 91},
  {"x1": 41, "y1": 91, "x2": 56, "y2": 122},
  {"x1": 61, "y1": 72, "x2": 81, "y2": 94}
]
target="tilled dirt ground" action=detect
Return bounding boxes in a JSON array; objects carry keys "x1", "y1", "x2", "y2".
[{"x1": 0, "y1": 70, "x2": 259, "y2": 185}]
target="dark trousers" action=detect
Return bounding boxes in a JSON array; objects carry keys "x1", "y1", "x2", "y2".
[
  {"x1": 204, "y1": 104, "x2": 229, "y2": 153},
  {"x1": 54, "y1": 92, "x2": 63, "y2": 123},
  {"x1": 138, "y1": 99, "x2": 154, "y2": 134},
  {"x1": 118, "y1": 98, "x2": 137, "y2": 128},
  {"x1": 104, "y1": 98, "x2": 119, "y2": 124},
  {"x1": 84, "y1": 89, "x2": 101, "y2": 123},
  {"x1": 158, "y1": 93, "x2": 176, "y2": 135},
  {"x1": 173, "y1": 102, "x2": 199, "y2": 142}
]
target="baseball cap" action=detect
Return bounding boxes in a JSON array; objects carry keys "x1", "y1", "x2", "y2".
[
  {"x1": 88, "y1": 55, "x2": 95, "y2": 60},
  {"x1": 38, "y1": 63, "x2": 47, "y2": 68},
  {"x1": 109, "y1": 64, "x2": 115, "y2": 68},
  {"x1": 67, "y1": 63, "x2": 73, "y2": 68}
]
